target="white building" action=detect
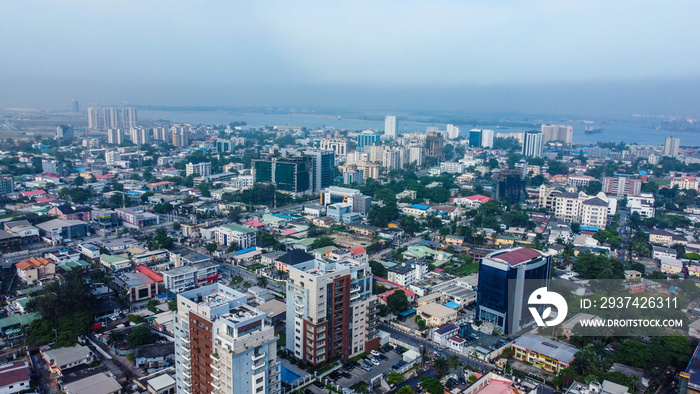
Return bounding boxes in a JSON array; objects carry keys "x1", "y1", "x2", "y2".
[
  {"x1": 664, "y1": 136, "x2": 680, "y2": 157},
  {"x1": 214, "y1": 223, "x2": 257, "y2": 249},
  {"x1": 481, "y1": 129, "x2": 494, "y2": 149},
  {"x1": 107, "y1": 128, "x2": 123, "y2": 145},
  {"x1": 446, "y1": 124, "x2": 460, "y2": 140},
  {"x1": 105, "y1": 151, "x2": 120, "y2": 165},
  {"x1": 522, "y1": 131, "x2": 544, "y2": 158},
  {"x1": 320, "y1": 138, "x2": 347, "y2": 156},
  {"x1": 627, "y1": 193, "x2": 656, "y2": 218},
  {"x1": 186, "y1": 162, "x2": 212, "y2": 177},
  {"x1": 387, "y1": 260, "x2": 428, "y2": 287},
  {"x1": 384, "y1": 115, "x2": 397, "y2": 139},
  {"x1": 541, "y1": 124, "x2": 573, "y2": 144},
  {"x1": 174, "y1": 284, "x2": 281, "y2": 394}
]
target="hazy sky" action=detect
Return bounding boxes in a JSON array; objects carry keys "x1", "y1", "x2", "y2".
[{"x1": 2, "y1": 1, "x2": 700, "y2": 116}]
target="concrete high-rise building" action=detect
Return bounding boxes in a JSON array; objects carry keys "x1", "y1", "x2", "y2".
[
  {"x1": 384, "y1": 115, "x2": 397, "y2": 139},
  {"x1": 171, "y1": 125, "x2": 189, "y2": 147},
  {"x1": 71, "y1": 99, "x2": 79, "y2": 113},
  {"x1": 602, "y1": 176, "x2": 642, "y2": 197},
  {"x1": 105, "y1": 151, "x2": 121, "y2": 165},
  {"x1": 382, "y1": 149, "x2": 401, "y2": 170},
  {"x1": 87, "y1": 107, "x2": 100, "y2": 129},
  {"x1": 122, "y1": 108, "x2": 138, "y2": 129},
  {"x1": 355, "y1": 161, "x2": 380, "y2": 180},
  {"x1": 103, "y1": 108, "x2": 120, "y2": 129},
  {"x1": 408, "y1": 145, "x2": 424, "y2": 166},
  {"x1": 252, "y1": 155, "x2": 314, "y2": 196},
  {"x1": 129, "y1": 127, "x2": 150, "y2": 145},
  {"x1": 493, "y1": 170, "x2": 526, "y2": 202},
  {"x1": 107, "y1": 128, "x2": 123, "y2": 145},
  {"x1": 469, "y1": 129, "x2": 482, "y2": 148},
  {"x1": 319, "y1": 138, "x2": 347, "y2": 156},
  {"x1": 186, "y1": 162, "x2": 212, "y2": 177},
  {"x1": 425, "y1": 131, "x2": 444, "y2": 157},
  {"x1": 55, "y1": 125, "x2": 74, "y2": 141},
  {"x1": 0, "y1": 177, "x2": 14, "y2": 195},
  {"x1": 286, "y1": 257, "x2": 380, "y2": 366},
  {"x1": 476, "y1": 248, "x2": 552, "y2": 335},
  {"x1": 446, "y1": 124, "x2": 460, "y2": 140},
  {"x1": 664, "y1": 136, "x2": 680, "y2": 158},
  {"x1": 153, "y1": 127, "x2": 169, "y2": 141},
  {"x1": 481, "y1": 129, "x2": 494, "y2": 149},
  {"x1": 522, "y1": 131, "x2": 544, "y2": 158},
  {"x1": 366, "y1": 145, "x2": 384, "y2": 163},
  {"x1": 174, "y1": 284, "x2": 281, "y2": 394},
  {"x1": 541, "y1": 125, "x2": 573, "y2": 144},
  {"x1": 304, "y1": 149, "x2": 335, "y2": 194},
  {"x1": 42, "y1": 159, "x2": 68, "y2": 176},
  {"x1": 357, "y1": 131, "x2": 382, "y2": 150}
]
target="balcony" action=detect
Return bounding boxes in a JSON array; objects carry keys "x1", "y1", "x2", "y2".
[
  {"x1": 183, "y1": 378, "x2": 191, "y2": 387},
  {"x1": 252, "y1": 352, "x2": 266, "y2": 361},
  {"x1": 182, "y1": 387, "x2": 191, "y2": 394},
  {"x1": 253, "y1": 361, "x2": 266, "y2": 370},
  {"x1": 181, "y1": 353, "x2": 191, "y2": 361},
  {"x1": 181, "y1": 336, "x2": 190, "y2": 344}
]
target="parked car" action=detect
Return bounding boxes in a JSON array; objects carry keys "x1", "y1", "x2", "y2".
[
  {"x1": 371, "y1": 358, "x2": 380, "y2": 366},
  {"x1": 436, "y1": 346, "x2": 443, "y2": 351},
  {"x1": 371, "y1": 350, "x2": 380, "y2": 357},
  {"x1": 379, "y1": 354, "x2": 388, "y2": 360},
  {"x1": 362, "y1": 364, "x2": 372, "y2": 371}
]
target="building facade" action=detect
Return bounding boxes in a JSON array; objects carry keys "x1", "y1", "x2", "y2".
[
  {"x1": 253, "y1": 155, "x2": 314, "y2": 196},
  {"x1": 174, "y1": 284, "x2": 281, "y2": 394},
  {"x1": 286, "y1": 257, "x2": 380, "y2": 366},
  {"x1": 476, "y1": 248, "x2": 552, "y2": 335}
]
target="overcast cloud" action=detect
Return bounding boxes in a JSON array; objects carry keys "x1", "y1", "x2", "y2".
[{"x1": 1, "y1": 1, "x2": 699, "y2": 115}]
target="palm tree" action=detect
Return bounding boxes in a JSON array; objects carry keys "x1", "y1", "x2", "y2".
[
  {"x1": 433, "y1": 357, "x2": 449, "y2": 376},
  {"x1": 448, "y1": 354, "x2": 461, "y2": 373},
  {"x1": 256, "y1": 276, "x2": 268, "y2": 288},
  {"x1": 107, "y1": 331, "x2": 126, "y2": 350},
  {"x1": 420, "y1": 346, "x2": 428, "y2": 368}
]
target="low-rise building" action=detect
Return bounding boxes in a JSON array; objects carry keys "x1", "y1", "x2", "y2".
[
  {"x1": 511, "y1": 334, "x2": 578, "y2": 373},
  {"x1": 79, "y1": 243, "x2": 101, "y2": 260},
  {"x1": 16, "y1": 257, "x2": 55, "y2": 284},
  {"x1": 100, "y1": 254, "x2": 132, "y2": 271},
  {"x1": 4, "y1": 220, "x2": 39, "y2": 245},
  {"x1": 214, "y1": 223, "x2": 257, "y2": 249},
  {"x1": 35, "y1": 219, "x2": 88, "y2": 243},
  {"x1": 161, "y1": 262, "x2": 219, "y2": 293},
  {"x1": 649, "y1": 229, "x2": 674, "y2": 245},
  {"x1": 116, "y1": 206, "x2": 160, "y2": 229},
  {"x1": 134, "y1": 343, "x2": 174, "y2": 373},
  {"x1": 62, "y1": 372, "x2": 122, "y2": 394},
  {"x1": 431, "y1": 323, "x2": 459, "y2": 345},
  {"x1": 652, "y1": 245, "x2": 677, "y2": 260},
  {"x1": 41, "y1": 345, "x2": 93, "y2": 376},
  {"x1": 114, "y1": 271, "x2": 160, "y2": 302},
  {"x1": 416, "y1": 303, "x2": 458, "y2": 327},
  {"x1": 0, "y1": 360, "x2": 31, "y2": 394}
]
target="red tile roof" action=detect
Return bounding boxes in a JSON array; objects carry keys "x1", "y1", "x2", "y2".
[
  {"x1": 135, "y1": 265, "x2": 163, "y2": 282},
  {"x1": 349, "y1": 247, "x2": 366, "y2": 255},
  {"x1": 20, "y1": 189, "x2": 46, "y2": 196},
  {"x1": 491, "y1": 248, "x2": 542, "y2": 265}
]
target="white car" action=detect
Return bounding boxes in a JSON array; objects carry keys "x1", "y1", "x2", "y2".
[
  {"x1": 371, "y1": 358, "x2": 380, "y2": 366},
  {"x1": 370, "y1": 350, "x2": 380, "y2": 357}
]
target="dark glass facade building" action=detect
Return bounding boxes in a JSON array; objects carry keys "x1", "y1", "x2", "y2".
[
  {"x1": 253, "y1": 155, "x2": 313, "y2": 196},
  {"x1": 476, "y1": 248, "x2": 552, "y2": 335}
]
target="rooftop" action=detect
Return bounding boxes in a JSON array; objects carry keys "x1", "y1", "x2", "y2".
[
  {"x1": 513, "y1": 334, "x2": 578, "y2": 364},
  {"x1": 488, "y1": 248, "x2": 543, "y2": 266}
]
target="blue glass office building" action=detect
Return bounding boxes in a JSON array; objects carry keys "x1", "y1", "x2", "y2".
[
  {"x1": 476, "y1": 248, "x2": 551, "y2": 334},
  {"x1": 469, "y1": 129, "x2": 482, "y2": 148},
  {"x1": 357, "y1": 132, "x2": 381, "y2": 150}
]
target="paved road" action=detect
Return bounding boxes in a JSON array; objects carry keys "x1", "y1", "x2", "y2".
[{"x1": 379, "y1": 323, "x2": 494, "y2": 373}]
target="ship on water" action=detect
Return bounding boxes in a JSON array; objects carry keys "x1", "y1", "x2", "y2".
[{"x1": 584, "y1": 126, "x2": 602, "y2": 134}]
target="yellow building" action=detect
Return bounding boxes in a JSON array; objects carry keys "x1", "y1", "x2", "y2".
[{"x1": 511, "y1": 334, "x2": 578, "y2": 373}]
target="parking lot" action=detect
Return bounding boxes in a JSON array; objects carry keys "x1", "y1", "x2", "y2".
[{"x1": 327, "y1": 346, "x2": 406, "y2": 389}]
